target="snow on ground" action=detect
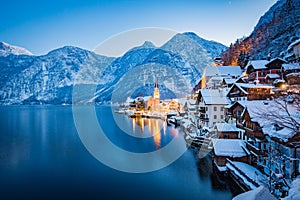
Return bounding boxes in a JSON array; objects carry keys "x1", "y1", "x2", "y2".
[
  {"x1": 226, "y1": 161, "x2": 268, "y2": 190},
  {"x1": 232, "y1": 186, "x2": 276, "y2": 200},
  {"x1": 282, "y1": 178, "x2": 300, "y2": 200}
]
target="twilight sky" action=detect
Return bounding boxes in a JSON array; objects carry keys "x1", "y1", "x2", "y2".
[{"x1": 0, "y1": 0, "x2": 277, "y2": 56}]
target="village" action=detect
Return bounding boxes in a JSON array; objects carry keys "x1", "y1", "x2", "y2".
[{"x1": 117, "y1": 39, "x2": 300, "y2": 199}]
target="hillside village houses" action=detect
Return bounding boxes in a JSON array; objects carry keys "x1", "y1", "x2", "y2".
[{"x1": 181, "y1": 39, "x2": 300, "y2": 198}]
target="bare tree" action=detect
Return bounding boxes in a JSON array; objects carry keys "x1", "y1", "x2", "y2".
[{"x1": 258, "y1": 95, "x2": 300, "y2": 132}]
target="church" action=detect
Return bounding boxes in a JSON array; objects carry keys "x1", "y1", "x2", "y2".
[{"x1": 147, "y1": 76, "x2": 161, "y2": 112}]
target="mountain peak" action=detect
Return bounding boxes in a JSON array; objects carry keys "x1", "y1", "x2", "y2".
[
  {"x1": 0, "y1": 42, "x2": 33, "y2": 57},
  {"x1": 126, "y1": 40, "x2": 157, "y2": 53},
  {"x1": 142, "y1": 41, "x2": 156, "y2": 48}
]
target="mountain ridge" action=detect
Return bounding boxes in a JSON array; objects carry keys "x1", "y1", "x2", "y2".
[{"x1": 0, "y1": 32, "x2": 226, "y2": 105}]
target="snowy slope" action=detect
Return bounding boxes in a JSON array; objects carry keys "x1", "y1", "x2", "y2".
[
  {"x1": 0, "y1": 42, "x2": 33, "y2": 57},
  {"x1": 0, "y1": 46, "x2": 115, "y2": 104},
  {"x1": 221, "y1": 0, "x2": 300, "y2": 63},
  {"x1": 0, "y1": 33, "x2": 226, "y2": 105}
]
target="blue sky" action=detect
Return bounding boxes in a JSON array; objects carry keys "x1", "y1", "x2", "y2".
[{"x1": 0, "y1": 0, "x2": 277, "y2": 55}]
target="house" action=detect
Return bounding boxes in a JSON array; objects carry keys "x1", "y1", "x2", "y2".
[
  {"x1": 262, "y1": 124, "x2": 300, "y2": 179},
  {"x1": 224, "y1": 101, "x2": 246, "y2": 123},
  {"x1": 286, "y1": 39, "x2": 300, "y2": 62},
  {"x1": 212, "y1": 139, "x2": 250, "y2": 172},
  {"x1": 265, "y1": 74, "x2": 280, "y2": 85},
  {"x1": 167, "y1": 99, "x2": 180, "y2": 112},
  {"x1": 283, "y1": 63, "x2": 300, "y2": 75},
  {"x1": 201, "y1": 65, "x2": 242, "y2": 89},
  {"x1": 213, "y1": 122, "x2": 243, "y2": 139},
  {"x1": 282, "y1": 63, "x2": 300, "y2": 85},
  {"x1": 227, "y1": 83, "x2": 273, "y2": 102},
  {"x1": 245, "y1": 60, "x2": 269, "y2": 82},
  {"x1": 236, "y1": 101, "x2": 267, "y2": 141},
  {"x1": 235, "y1": 100, "x2": 300, "y2": 180},
  {"x1": 196, "y1": 89, "x2": 228, "y2": 127},
  {"x1": 245, "y1": 58, "x2": 286, "y2": 84}
]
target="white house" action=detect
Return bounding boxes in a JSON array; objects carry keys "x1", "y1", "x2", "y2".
[{"x1": 196, "y1": 89, "x2": 229, "y2": 128}]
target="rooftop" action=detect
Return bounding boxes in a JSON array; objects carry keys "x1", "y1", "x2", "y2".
[
  {"x1": 245, "y1": 60, "x2": 269, "y2": 71},
  {"x1": 204, "y1": 65, "x2": 242, "y2": 77},
  {"x1": 212, "y1": 139, "x2": 250, "y2": 157},
  {"x1": 199, "y1": 89, "x2": 229, "y2": 105},
  {"x1": 214, "y1": 122, "x2": 242, "y2": 132}
]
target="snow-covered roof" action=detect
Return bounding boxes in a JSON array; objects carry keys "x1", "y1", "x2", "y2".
[
  {"x1": 246, "y1": 60, "x2": 268, "y2": 70},
  {"x1": 214, "y1": 122, "x2": 242, "y2": 132},
  {"x1": 228, "y1": 83, "x2": 273, "y2": 97},
  {"x1": 263, "y1": 125, "x2": 296, "y2": 142},
  {"x1": 216, "y1": 66, "x2": 242, "y2": 77},
  {"x1": 223, "y1": 78, "x2": 237, "y2": 84},
  {"x1": 199, "y1": 89, "x2": 229, "y2": 105},
  {"x1": 204, "y1": 65, "x2": 242, "y2": 77},
  {"x1": 265, "y1": 74, "x2": 280, "y2": 79},
  {"x1": 212, "y1": 139, "x2": 250, "y2": 157},
  {"x1": 236, "y1": 83, "x2": 273, "y2": 89},
  {"x1": 283, "y1": 63, "x2": 300, "y2": 70},
  {"x1": 240, "y1": 100, "x2": 300, "y2": 141},
  {"x1": 266, "y1": 57, "x2": 287, "y2": 66},
  {"x1": 288, "y1": 38, "x2": 300, "y2": 50},
  {"x1": 209, "y1": 76, "x2": 224, "y2": 81},
  {"x1": 286, "y1": 72, "x2": 300, "y2": 77},
  {"x1": 240, "y1": 100, "x2": 273, "y2": 123},
  {"x1": 233, "y1": 186, "x2": 276, "y2": 200},
  {"x1": 142, "y1": 96, "x2": 152, "y2": 101},
  {"x1": 284, "y1": 178, "x2": 300, "y2": 200}
]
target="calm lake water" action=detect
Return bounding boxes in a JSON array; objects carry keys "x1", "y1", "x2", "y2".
[{"x1": 0, "y1": 106, "x2": 239, "y2": 199}]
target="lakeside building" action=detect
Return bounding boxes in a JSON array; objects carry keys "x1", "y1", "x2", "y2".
[
  {"x1": 196, "y1": 89, "x2": 229, "y2": 128},
  {"x1": 212, "y1": 139, "x2": 250, "y2": 172}
]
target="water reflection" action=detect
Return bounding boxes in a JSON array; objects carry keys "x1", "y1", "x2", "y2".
[{"x1": 131, "y1": 118, "x2": 175, "y2": 149}]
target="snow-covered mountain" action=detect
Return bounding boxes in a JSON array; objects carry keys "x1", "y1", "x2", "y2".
[
  {"x1": 0, "y1": 32, "x2": 226, "y2": 105},
  {"x1": 222, "y1": 0, "x2": 300, "y2": 64},
  {"x1": 0, "y1": 42, "x2": 33, "y2": 57},
  {"x1": 182, "y1": 32, "x2": 227, "y2": 60},
  {"x1": 0, "y1": 46, "x2": 115, "y2": 104}
]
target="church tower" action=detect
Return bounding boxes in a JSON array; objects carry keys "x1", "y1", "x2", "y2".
[{"x1": 154, "y1": 76, "x2": 160, "y2": 99}]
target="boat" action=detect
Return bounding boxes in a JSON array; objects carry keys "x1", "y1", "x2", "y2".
[{"x1": 167, "y1": 116, "x2": 183, "y2": 126}]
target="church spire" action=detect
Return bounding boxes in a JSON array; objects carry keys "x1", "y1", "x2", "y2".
[{"x1": 154, "y1": 75, "x2": 160, "y2": 99}]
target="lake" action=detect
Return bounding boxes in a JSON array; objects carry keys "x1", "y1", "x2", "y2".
[{"x1": 0, "y1": 106, "x2": 239, "y2": 199}]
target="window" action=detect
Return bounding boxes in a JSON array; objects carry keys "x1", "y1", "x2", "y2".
[
  {"x1": 221, "y1": 107, "x2": 224, "y2": 112},
  {"x1": 260, "y1": 71, "x2": 264, "y2": 76},
  {"x1": 214, "y1": 107, "x2": 217, "y2": 111},
  {"x1": 214, "y1": 115, "x2": 217, "y2": 119},
  {"x1": 220, "y1": 115, "x2": 224, "y2": 119}
]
